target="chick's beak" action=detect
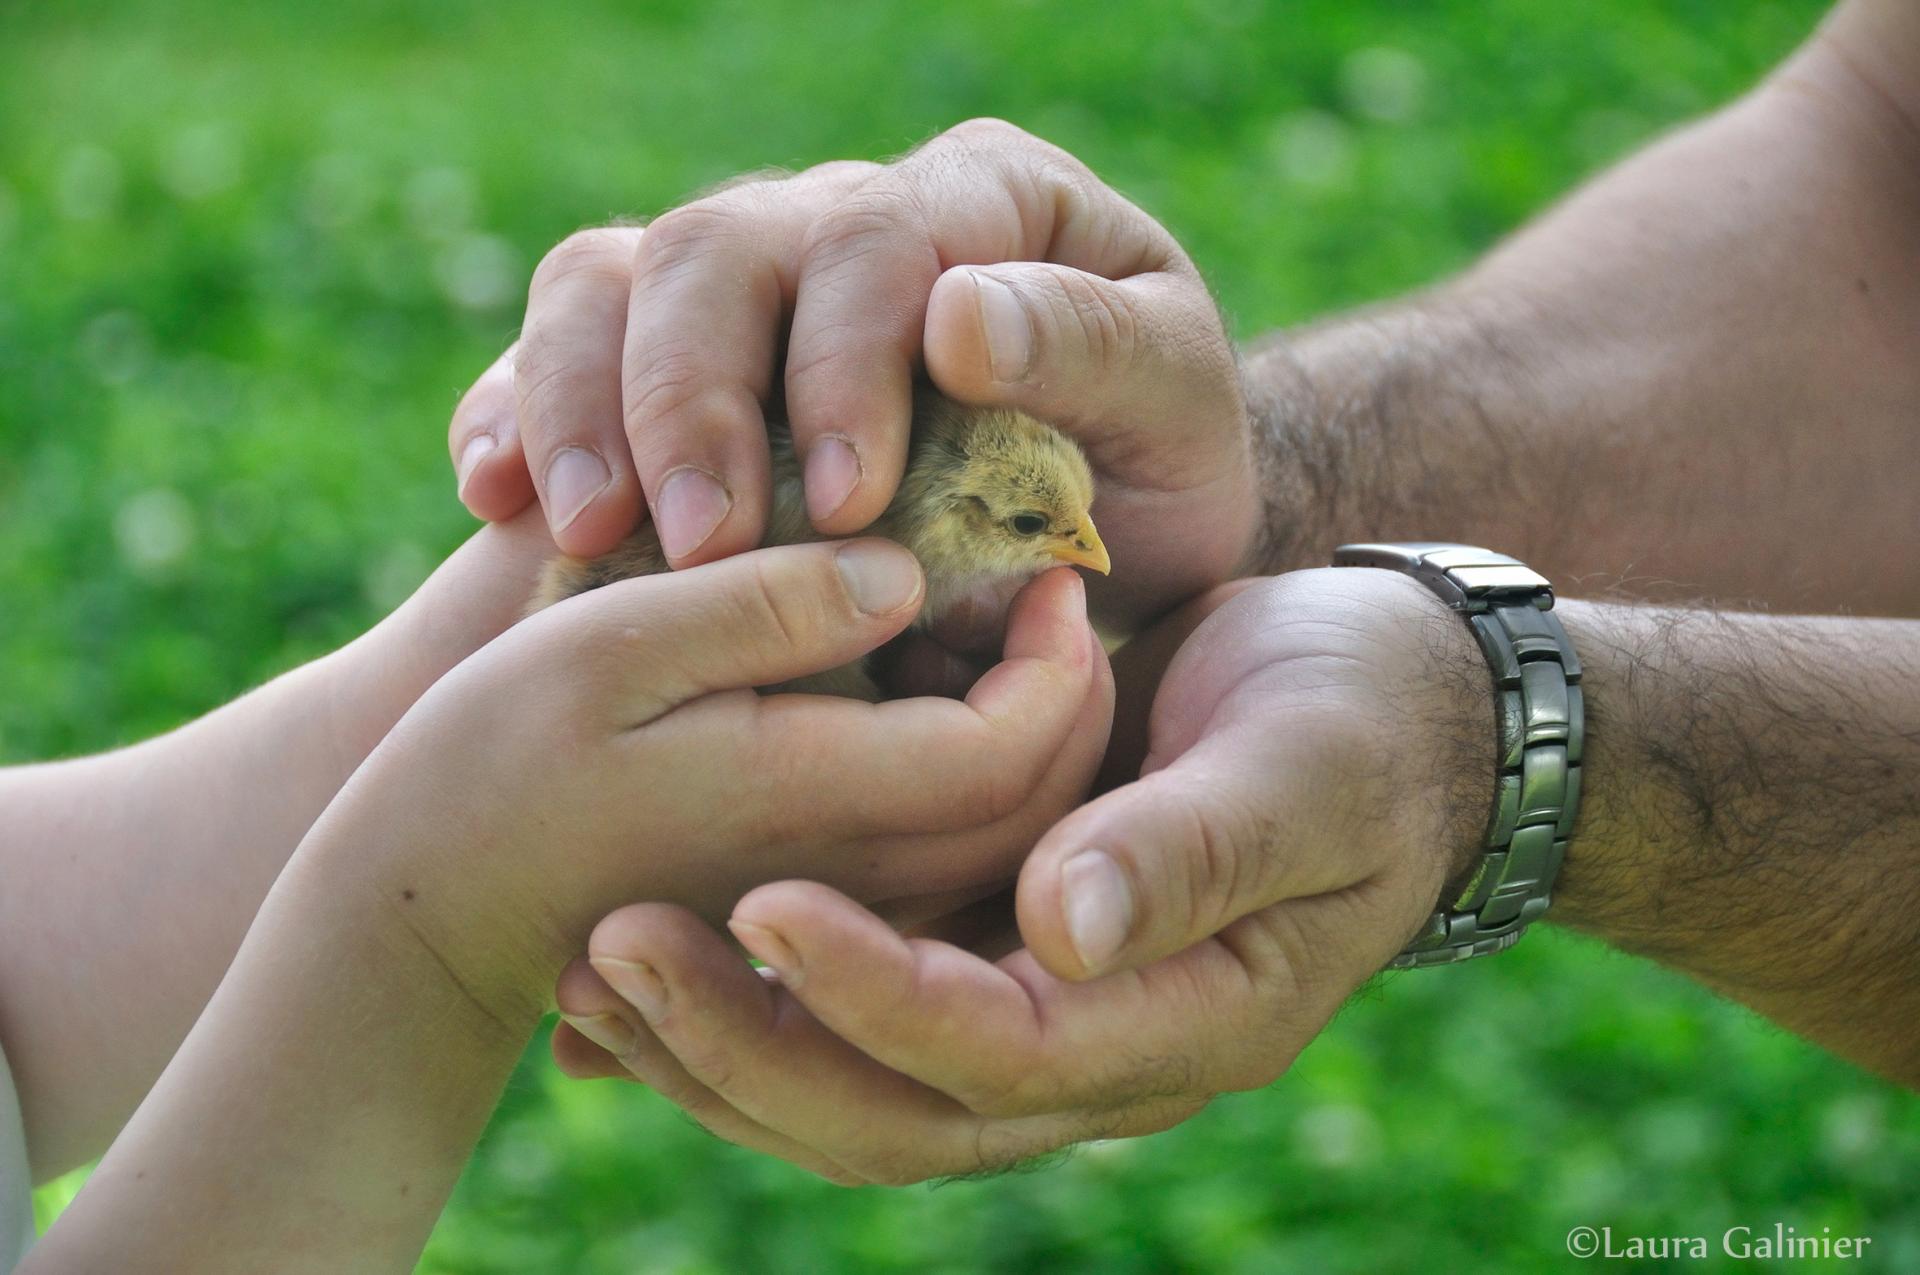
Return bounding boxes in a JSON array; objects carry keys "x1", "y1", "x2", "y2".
[{"x1": 1049, "y1": 516, "x2": 1112, "y2": 575}]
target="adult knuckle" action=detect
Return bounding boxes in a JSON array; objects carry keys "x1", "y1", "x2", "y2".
[
  {"x1": 622, "y1": 347, "x2": 735, "y2": 445},
  {"x1": 1142, "y1": 786, "x2": 1215, "y2": 933},
  {"x1": 1056, "y1": 268, "x2": 1140, "y2": 367},
  {"x1": 642, "y1": 200, "x2": 737, "y2": 253},
  {"x1": 776, "y1": 318, "x2": 867, "y2": 401},
  {"x1": 1005, "y1": 130, "x2": 1098, "y2": 202},
  {"x1": 941, "y1": 116, "x2": 1033, "y2": 150},
  {"x1": 509, "y1": 323, "x2": 572, "y2": 407},
  {"x1": 690, "y1": 165, "x2": 792, "y2": 200},
  {"x1": 634, "y1": 200, "x2": 743, "y2": 277},
  {"x1": 793, "y1": 159, "x2": 884, "y2": 196},
  {"x1": 530, "y1": 227, "x2": 635, "y2": 294},
  {"x1": 1175, "y1": 780, "x2": 1275, "y2": 933},
  {"x1": 1049, "y1": 161, "x2": 1176, "y2": 275},
  {"x1": 802, "y1": 186, "x2": 927, "y2": 269},
  {"x1": 1192, "y1": 793, "x2": 1246, "y2": 927},
  {"x1": 511, "y1": 342, "x2": 599, "y2": 450},
  {"x1": 1042, "y1": 141, "x2": 1099, "y2": 187}
]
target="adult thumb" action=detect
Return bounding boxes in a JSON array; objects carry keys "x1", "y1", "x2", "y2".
[
  {"x1": 1015, "y1": 723, "x2": 1368, "y2": 980},
  {"x1": 923, "y1": 261, "x2": 1240, "y2": 447}
]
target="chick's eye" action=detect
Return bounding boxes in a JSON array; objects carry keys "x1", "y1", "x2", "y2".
[{"x1": 1009, "y1": 512, "x2": 1048, "y2": 537}]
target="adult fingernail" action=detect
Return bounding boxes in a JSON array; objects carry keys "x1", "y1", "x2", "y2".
[
  {"x1": 654, "y1": 466, "x2": 732, "y2": 560},
  {"x1": 545, "y1": 447, "x2": 612, "y2": 532},
  {"x1": 456, "y1": 433, "x2": 496, "y2": 497},
  {"x1": 1062, "y1": 849, "x2": 1133, "y2": 974},
  {"x1": 835, "y1": 540, "x2": 922, "y2": 615},
  {"x1": 728, "y1": 920, "x2": 803, "y2": 990},
  {"x1": 971, "y1": 270, "x2": 1033, "y2": 383},
  {"x1": 805, "y1": 435, "x2": 864, "y2": 523},
  {"x1": 589, "y1": 956, "x2": 669, "y2": 1022},
  {"x1": 562, "y1": 1011, "x2": 636, "y2": 1059}
]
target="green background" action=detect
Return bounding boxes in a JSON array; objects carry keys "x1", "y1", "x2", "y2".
[{"x1": 5, "y1": 0, "x2": 1916, "y2": 1270}]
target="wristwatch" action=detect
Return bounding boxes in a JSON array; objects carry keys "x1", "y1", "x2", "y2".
[{"x1": 1331, "y1": 542, "x2": 1584, "y2": 968}]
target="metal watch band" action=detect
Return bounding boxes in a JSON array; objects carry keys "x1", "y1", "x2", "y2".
[{"x1": 1330, "y1": 542, "x2": 1583, "y2": 968}]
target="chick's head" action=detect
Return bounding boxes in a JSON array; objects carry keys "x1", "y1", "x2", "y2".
[{"x1": 907, "y1": 403, "x2": 1111, "y2": 585}]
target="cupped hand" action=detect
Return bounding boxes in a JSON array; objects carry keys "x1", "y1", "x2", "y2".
[
  {"x1": 448, "y1": 120, "x2": 1260, "y2": 627},
  {"x1": 298, "y1": 540, "x2": 1112, "y2": 1029},
  {"x1": 549, "y1": 567, "x2": 1498, "y2": 1183}
]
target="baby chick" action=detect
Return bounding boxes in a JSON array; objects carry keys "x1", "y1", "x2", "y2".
[{"x1": 529, "y1": 390, "x2": 1111, "y2": 700}]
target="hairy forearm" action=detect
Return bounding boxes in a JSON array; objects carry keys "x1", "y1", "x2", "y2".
[
  {"x1": 0, "y1": 515, "x2": 554, "y2": 1176},
  {"x1": 1245, "y1": 4, "x2": 1920, "y2": 615},
  {"x1": 1543, "y1": 599, "x2": 1920, "y2": 1084},
  {"x1": 20, "y1": 848, "x2": 536, "y2": 1273}
]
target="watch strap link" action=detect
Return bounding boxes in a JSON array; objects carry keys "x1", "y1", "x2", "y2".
[{"x1": 1330, "y1": 543, "x2": 1582, "y2": 968}]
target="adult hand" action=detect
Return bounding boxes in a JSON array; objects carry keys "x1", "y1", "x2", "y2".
[
  {"x1": 549, "y1": 568, "x2": 1497, "y2": 1182},
  {"x1": 300, "y1": 544, "x2": 1111, "y2": 1027},
  {"x1": 448, "y1": 120, "x2": 1260, "y2": 627}
]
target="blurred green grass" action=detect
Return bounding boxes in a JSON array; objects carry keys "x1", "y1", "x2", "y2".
[{"x1": 5, "y1": 0, "x2": 1917, "y2": 1271}]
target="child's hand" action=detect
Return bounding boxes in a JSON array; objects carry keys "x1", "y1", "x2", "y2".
[
  {"x1": 542, "y1": 569, "x2": 1494, "y2": 1184},
  {"x1": 15, "y1": 526, "x2": 1106, "y2": 1272},
  {"x1": 293, "y1": 538, "x2": 1113, "y2": 1028}
]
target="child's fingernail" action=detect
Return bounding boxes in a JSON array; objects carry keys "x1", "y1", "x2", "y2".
[
  {"x1": 654, "y1": 466, "x2": 732, "y2": 560},
  {"x1": 835, "y1": 540, "x2": 923, "y2": 615},
  {"x1": 562, "y1": 1011, "x2": 636, "y2": 1059},
  {"x1": 589, "y1": 957, "x2": 669, "y2": 1022},
  {"x1": 728, "y1": 920, "x2": 803, "y2": 990}
]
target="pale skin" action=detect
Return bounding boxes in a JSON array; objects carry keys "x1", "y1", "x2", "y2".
[
  {"x1": 0, "y1": 512, "x2": 560, "y2": 1181},
  {"x1": 3, "y1": 0, "x2": 1916, "y2": 1262},
  {"x1": 555, "y1": 582, "x2": 1920, "y2": 1185},
  {"x1": 443, "y1": 0, "x2": 1920, "y2": 1180},
  {"x1": 6, "y1": 526, "x2": 1113, "y2": 1269}
]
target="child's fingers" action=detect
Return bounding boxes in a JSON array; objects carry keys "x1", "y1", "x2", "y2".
[{"x1": 538, "y1": 538, "x2": 926, "y2": 722}]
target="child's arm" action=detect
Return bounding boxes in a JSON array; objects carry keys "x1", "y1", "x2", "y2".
[
  {"x1": 0, "y1": 513, "x2": 558, "y2": 1179},
  {"x1": 20, "y1": 544, "x2": 1109, "y2": 1272}
]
